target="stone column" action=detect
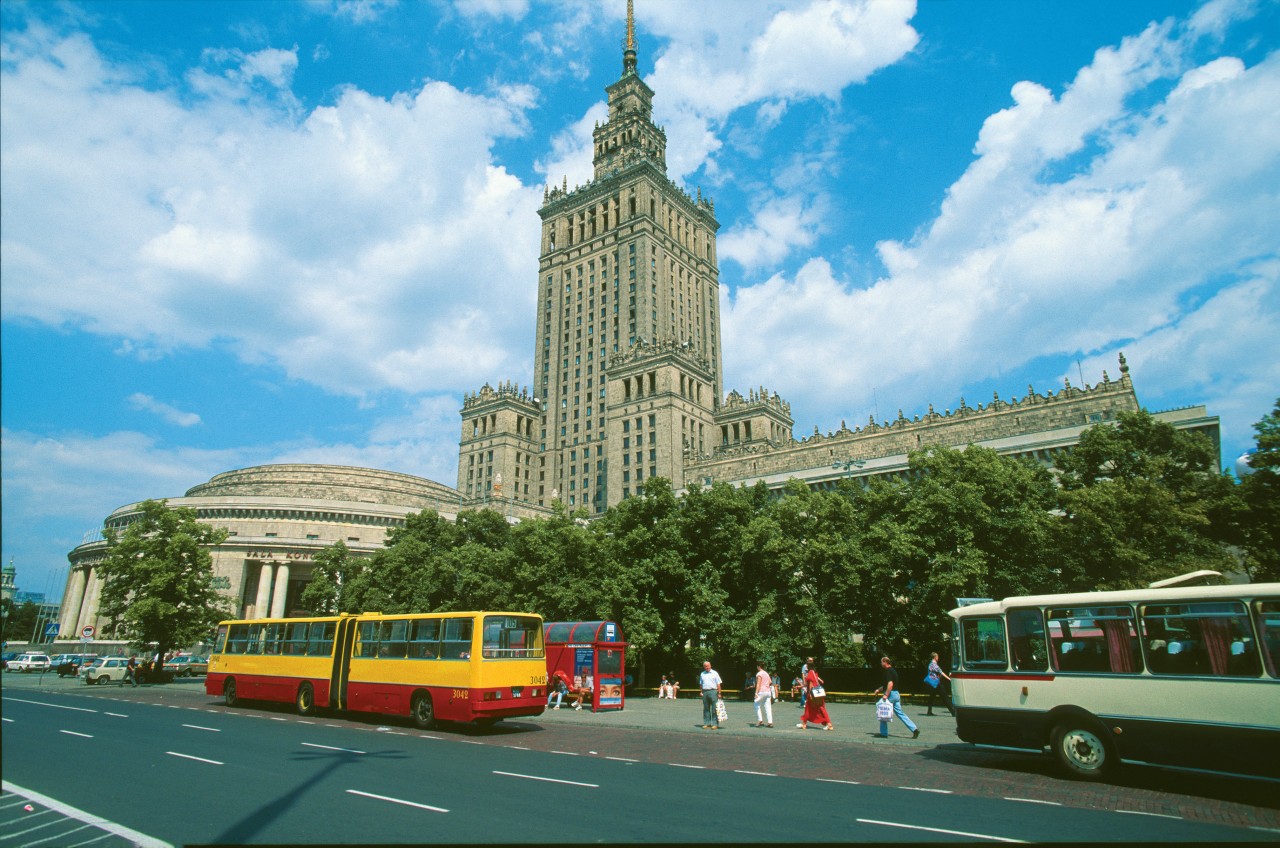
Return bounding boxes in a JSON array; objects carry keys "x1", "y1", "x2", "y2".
[
  {"x1": 81, "y1": 569, "x2": 103, "y2": 632},
  {"x1": 60, "y1": 566, "x2": 88, "y2": 637},
  {"x1": 253, "y1": 563, "x2": 274, "y2": 619},
  {"x1": 269, "y1": 563, "x2": 291, "y2": 618}
]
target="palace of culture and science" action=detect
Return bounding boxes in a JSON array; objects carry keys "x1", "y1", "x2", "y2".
[
  {"x1": 454, "y1": 1, "x2": 1219, "y2": 517},
  {"x1": 57, "y1": 2, "x2": 1218, "y2": 629}
]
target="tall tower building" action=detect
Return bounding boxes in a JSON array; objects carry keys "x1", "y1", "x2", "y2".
[{"x1": 461, "y1": 1, "x2": 736, "y2": 512}]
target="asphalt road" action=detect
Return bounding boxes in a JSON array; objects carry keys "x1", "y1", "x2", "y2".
[{"x1": 2, "y1": 674, "x2": 1277, "y2": 845}]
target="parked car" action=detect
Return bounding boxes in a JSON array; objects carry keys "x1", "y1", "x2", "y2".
[
  {"x1": 54, "y1": 653, "x2": 99, "y2": 677},
  {"x1": 81, "y1": 656, "x2": 133, "y2": 685},
  {"x1": 162, "y1": 655, "x2": 209, "y2": 677},
  {"x1": 8, "y1": 652, "x2": 52, "y2": 673}
]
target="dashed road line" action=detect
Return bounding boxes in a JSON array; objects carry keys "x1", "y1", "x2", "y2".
[
  {"x1": 166, "y1": 751, "x2": 223, "y2": 765},
  {"x1": 858, "y1": 818, "x2": 1026, "y2": 843},
  {"x1": 302, "y1": 742, "x2": 365, "y2": 754},
  {"x1": 346, "y1": 789, "x2": 448, "y2": 813},
  {"x1": 493, "y1": 771, "x2": 598, "y2": 788}
]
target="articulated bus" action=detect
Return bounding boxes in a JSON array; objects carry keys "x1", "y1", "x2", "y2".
[
  {"x1": 205, "y1": 611, "x2": 547, "y2": 728},
  {"x1": 948, "y1": 580, "x2": 1279, "y2": 781}
]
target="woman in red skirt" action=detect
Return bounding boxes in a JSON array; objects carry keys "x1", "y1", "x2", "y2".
[{"x1": 797, "y1": 656, "x2": 834, "y2": 730}]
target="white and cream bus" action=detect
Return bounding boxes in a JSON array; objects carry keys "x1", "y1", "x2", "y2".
[{"x1": 948, "y1": 575, "x2": 1279, "y2": 781}]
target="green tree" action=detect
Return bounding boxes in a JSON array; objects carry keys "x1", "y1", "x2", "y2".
[
  {"x1": 1054, "y1": 410, "x2": 1237, "y2": 590},
  {"x1": 96, "y1": 499, "x2": 232, "y2": 669},
  {"x1": 298, "y1": 540, "x2": 368, "y2": 614},
  {"x1": 2, "y1": 598, "x2": 41, "y2": 645},
  {"x1": 1238, "y1": 399, "x2": 1280, "y2": 581},
  {"x1": 850, "y1": 445, "x2": 1060, "y2": 662}
]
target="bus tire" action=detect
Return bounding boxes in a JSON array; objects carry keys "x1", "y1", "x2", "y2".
[
  {"x1": 296, "y1": 682, "x2": 316, "y2": 717},
  {"x1": 411, "y1": 692, "x2": 435, "y2": 729},
  {"x1": 1051, "y1": 719, "x2": 1114, "y2": 781},
  {"x1": 224, "y1": 678, "x2": 239, "y2": 708}
]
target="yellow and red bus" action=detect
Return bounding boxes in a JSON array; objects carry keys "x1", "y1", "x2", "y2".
[{"x1": 205, "y1": 611, "x2": 547, "y2": 728}]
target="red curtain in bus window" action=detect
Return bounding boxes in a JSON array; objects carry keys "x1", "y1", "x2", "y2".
[
  {"x1": 1101, "y1": 618, "x2": 1136, "y2": 673},
  {"x1": 1201, "y1": 616, "x2": 1232, "y2": 676}
]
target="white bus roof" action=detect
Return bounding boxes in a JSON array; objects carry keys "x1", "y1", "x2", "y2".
[{"x1": 948, "y1": 582, "x2": 1280, "y2": 619}]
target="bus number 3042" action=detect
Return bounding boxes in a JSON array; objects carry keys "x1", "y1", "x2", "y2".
[{"x1": 531, "y1": 675, "x2": 546, "y2": 686}]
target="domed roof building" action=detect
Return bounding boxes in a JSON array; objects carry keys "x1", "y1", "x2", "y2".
[{"x1": 59, "y1": 464, "x2": 466, "y2": 639}]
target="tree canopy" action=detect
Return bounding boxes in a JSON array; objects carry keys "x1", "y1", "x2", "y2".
[
  {"x1": 292, "y1": 405, "x2": 1273, "y2": 682},
  {"x1": 96, "y1": 499, "x2": 232, "y2": 663}
]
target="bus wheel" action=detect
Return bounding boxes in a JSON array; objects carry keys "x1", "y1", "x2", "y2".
[
  {"x1": 224, "y1": 678, "x2": 239, "y2": 708},
  {"x1": 296, "y1": 682, "x2": 316, "y2": 717},
  {"x1": 411, "y1": 692, "x2": 435, "y2": 729},
  {"x1": 1051, "y1": 720, "x2": 1113, "y2": 781}
]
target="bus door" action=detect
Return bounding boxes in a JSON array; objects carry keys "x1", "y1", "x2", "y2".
[{"x1": 331, "y1": 616, "x2": 358, "y2": 711}]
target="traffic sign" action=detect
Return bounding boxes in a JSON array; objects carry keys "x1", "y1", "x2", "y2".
[
  {"x1": 81, "y1": 625, "x2": 95, "y2": 638},
  {"x1": 44, "y1": 622, "x2": 59, "y2": 637}
]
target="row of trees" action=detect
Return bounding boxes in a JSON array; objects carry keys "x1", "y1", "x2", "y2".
[
  {"x1": 298, "y1": 405, "x2": 1280, "y2": 680},
  {"x1": 91, "y1": 403, "x2": 1278, "y2": 682}
]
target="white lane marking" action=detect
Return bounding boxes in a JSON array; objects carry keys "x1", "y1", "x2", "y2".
[
  {"x1": 1, "y1": 717, "x2": 13, "y2": 723},
  {"x1": 668, "y1": 763, "x2": 705, "y2": 769},
  {"x1": 734, "y1": 770, "x2": 775, "y2": 777},
  {"x1": 385, "y1": 731, "x2": 408, "y2": 736},
  {"x1": 60, "y1": 730, "x2": 94, "y2": 738},
  {"x1": 493, "y1": 771, "x2": 598, "y2": 788},
  {"x1": 5, "y1": 697, "x2": 97, "y2": 713},
  {"x1": 182, "y1": 724, "x2": 220, "y2": 732},
  {"x1": 1116, "y1": 810, "x2": 1181, "y2": 820},
  {"x1": 817, "y1": 778, "x2": 860, "y2": 785},
  {"x1": 1004, "y1": 797, "x2": 1062, "y2": 806},
  {"x1": 296, "y1": 720, "x2": 315, "y2": 724},
  {"x1": 1250, "y1": 826, "x2": 1280, "y2": 835},
  {"x1": 269, "y1": 716, "x2": 287, "y2": 721},
  {"x1": 898, "y1": 786, "x2": 952, "y2": 794},
  {"x1": 458, "y1": 739, "x2": 484, "y2": 745},
  {"x1": 505, "y1": 745, "x2": 531, "y2": 751},
  {"x1": 166, "y1": 751, "x2": 223, "y2": 765},
  {"x1": 105, "y1": 712, "x2": 128, "y2": 718},
  {"x1": 605, "y1": 756, "x2": 637, "y2": 762},
  {"x1": 550, "y1": 750, "x2": 580, "y2": 755},
  {"x1": 858, "y1": 819, "x2": 1026, "y2": 843},
  {"x1": 302, "y1": 742, "x2": 365, "y2": 754},
  {"x1": 2, "y1": 780, "x2": 173, "y2": 848},
  {"x1": 418, "y1": 734, "x2": 443, "y2": 740},
  {"x1": 346, "y1": 789, "x2": 448, "y2": 813}
]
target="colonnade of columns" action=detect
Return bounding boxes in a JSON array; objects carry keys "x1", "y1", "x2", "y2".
[{"x1": 252, "y1": 561, "x2": 292, "y2": 619}]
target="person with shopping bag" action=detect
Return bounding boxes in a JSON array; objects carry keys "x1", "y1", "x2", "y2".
[
  {"x1": 698, "y1": 660, "x2": 723, "y2": 729},
  {"x1": 797, "y1": 656, "x2": 834, "y2": 731},
  {"x1": 873, "y1": 656, "x2": 919, "y2": 738},
  {"x1": 876, "y1": 693, "x2": 895, "y2": 737}
]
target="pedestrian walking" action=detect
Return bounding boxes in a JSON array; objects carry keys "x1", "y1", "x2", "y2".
[
  {"x1": 752, "y1": 660, "x2": 775, "y2": 727},
  {"x1": 123, "y1": 655, "x2": 139, "y2": 688},
  {"x1": 698, "y1": 660, "x2": 723, "y2": 729},
  {"x1": 925, "y1": 651, "x2": 954, "y2": 716},
  {"x1": 797, "y1": 657, "x2": 834, "y2": 731},
  {"x1": 873, "y1": 656, "x2": 918, "y2": 738},
  {"x1": 799, "y1": 658, "x2": 809, "y2": 708}
]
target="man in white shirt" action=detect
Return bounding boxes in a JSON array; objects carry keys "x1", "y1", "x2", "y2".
[{"x1": 698, "y1": 661, "x2": 723, "y2": 729}]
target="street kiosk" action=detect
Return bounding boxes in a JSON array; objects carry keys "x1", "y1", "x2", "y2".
[{"x1": 543, "y1": 621, "x2": 628, "y2": 711}]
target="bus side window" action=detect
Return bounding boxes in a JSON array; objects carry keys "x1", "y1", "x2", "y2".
[
  {"x1": 358, "y1": 621, "x2": 380, "y2": 658},
  {"x1": 1048, "y1": 606, "x2": 1139, "y2": 673},
  {"x1": 442, "y1": 619, "x2": 473, "y2": 660},
  {"x1": 1256, "y1": 600, "x2": 1279, "y2": 678},
  {"x1": 379, "y1": 620, "x2": 408, "y2": 658},
  {"x1": 1008, "y1": 607, "x2": 1047, "y2": 672},
  {"x1": 962, "y1": 617, "x2": 1007, "y2": 670},
  {"x1": 409, "y1": 619, "x2": 440, "y2": 659},
  {"x1": 285, "y1": 622, "x2": 309, "y2": 656},
  {"x1": 1142, "y1": 601, "x2": 1261, "y2": 677},
  {"x1": 307, "y1": 621, "x2": 335, "y2": 656}
]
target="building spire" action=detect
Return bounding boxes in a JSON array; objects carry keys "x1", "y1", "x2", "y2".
[{"x1": 623, "y1": 0, "x2": 637, "y2": 75}]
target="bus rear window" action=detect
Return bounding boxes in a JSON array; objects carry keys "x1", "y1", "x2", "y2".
[
  {"x1": 961, "y1": 618, "x2": 1007, "y2": 670},
  {"x1": 482, "y1": 615, "x2": 545, "y2": 659}
]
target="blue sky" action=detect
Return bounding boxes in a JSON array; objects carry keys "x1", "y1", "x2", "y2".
[{"x1": 3, "y1": 0, "x2": 1277, "y2": 603}]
